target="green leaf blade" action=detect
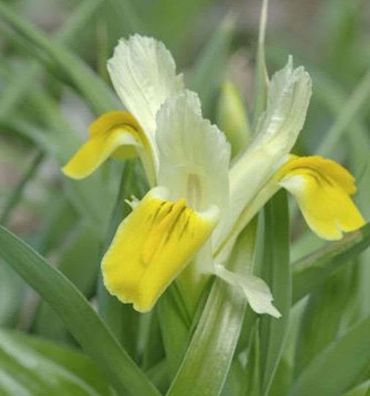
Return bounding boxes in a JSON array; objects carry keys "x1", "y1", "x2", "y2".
[
  {"x1": 0, "y1": 226, "x2": 160, "y2": 396},
  {"x1": 0, "y1": 330, "x2": 114, "y2": 396},
  {"x1": 292, "y1": 223, "x2": 370, "y2": 303},
  {"x1": 259, "y1": 191, "x2": 291, "y2": 396},
  {"x1": 290, "y1": 317, "x2": 370, "y2": 396},
  {"x1": 166, "y1": 280, "x2": 246, "y2": 396}
]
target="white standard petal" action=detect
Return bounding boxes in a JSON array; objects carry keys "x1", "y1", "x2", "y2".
[
  {"x1": 215, "y1": 57, "x2": 312, "y2": 250},
  {"x1": 156, "y1": 90, "x2": 231, "y2": 213},
  {"x1": 107, "y1": 35, "x2": 184, "y2": 135},
  {"x1": 253, "y1": 56, "x2": 312, "y2": 148}
]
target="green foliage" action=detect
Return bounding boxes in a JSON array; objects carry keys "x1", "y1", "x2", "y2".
[
  {"x1": 0, "y1": 329, "x2": 114, "y2": 395},
  {"x1": 259, "y1": 191, "x2": 291, "y2": 396},
  {"x1": 290, "y1": 317, "x2": 370, "y2": 396},
  {"x1": 0, "y1": 226, "x2": 160, "y2": 396},
  {"x1": 293, "y1": 223, "x2": 370, "y2": 303}
]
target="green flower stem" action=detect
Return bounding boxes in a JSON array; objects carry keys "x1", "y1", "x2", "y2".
[{"x1": 165, "y1": 224, "x2": 256, "y2": 396}]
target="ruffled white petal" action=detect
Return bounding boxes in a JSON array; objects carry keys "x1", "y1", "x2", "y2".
[
  {"x1": 215, "y1": 57, "x2": 312, "y2": 249},
  {"x1": 253, "y1": 56, "x2": 312, "y2": 148},
  {"x1": 156, "y1": 90, "x2": 231, "y2": 213},
  {"x1": 107, "y1": 35, "x2": 184, "y2": 136}
]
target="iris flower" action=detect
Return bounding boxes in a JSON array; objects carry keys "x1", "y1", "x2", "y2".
[{"x1": 62, "y1": 35, "x2": 365, "y2": 317}]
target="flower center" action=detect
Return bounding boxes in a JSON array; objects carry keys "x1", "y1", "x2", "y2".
[{"x1": 187, "y1": 173, "x2": 202, "y2": 209}]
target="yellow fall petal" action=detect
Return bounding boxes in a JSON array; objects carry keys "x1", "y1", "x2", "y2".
[
  {"x1": 278, "y1": 156, "x2": 365, "y2": 240},
  {"x1": 101, "y1": 188, "x2": 219, "y2": 312},
  {"x1": 62, "y1": 111, "x2": 146, "y2": 179}
]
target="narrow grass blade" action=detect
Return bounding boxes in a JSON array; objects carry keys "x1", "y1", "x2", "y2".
[
  {"x1": 0, "y1": 226, "x2": 161, "y2": 396},
  {"x1": 146, "y1": 360, "x2": 169, "y2": 393},
  {"x1": 242, "y1": 321, "x2": 262, "y2": 396},
  {"x1": 292, "y1": 223, "x2": 370, "y2": 303},
  {"x1": 157, "y1": 286, "x2": 191, "y2": 380},
  {"x1": 289, "y1": 317, "x2": 370, "y2": 396},
  {"x1": 0, "y1": 262, "x2": 23, "y2": 328},
  {"x1": 57, "y1": 0, "x2": 104, "y2": 44},
  {"x1": 106, "y1": 0, "x2": 144, "y2": 34},
  {"x1": 217, "y1": 80, "x2": 251, "y2": 157},
  {"x1": 259, "y1": 191, "x2": 291, "y2": 395},
  {"x1": 0, "y1": 151, "x2": 43, "y2": 226},
  {"x1": 253, "y1": 0, "x2": 269, "y2": 126},
  {"x1": 97, "y1": 161, "x2": 145, "y2": 351},
  {"x1": 294, "y1": 266, "x2": 354, "y2": 375},
  {"x1": 33, "y1": 224, "x2": 102, "y2": 343},
  {"x1": 0, "y1": 63, "x2": 40, "y2": 120},
  {"x1": 268, "y1": 358, "x2": 293, "y2": 396},
  {"x1": 125, "y1": 0, "x2": 213, "y2": 52},
  {"x1": 317, "y1": 70, "x2": 370, "y2": 156},
  {"x1": 140, "y1": 311, "x2": 164, "y2": 371}
]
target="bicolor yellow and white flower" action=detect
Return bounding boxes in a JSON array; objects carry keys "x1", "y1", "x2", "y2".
[{"x1": 62, "y1": 35, "x2": 365, "y2": 317}]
